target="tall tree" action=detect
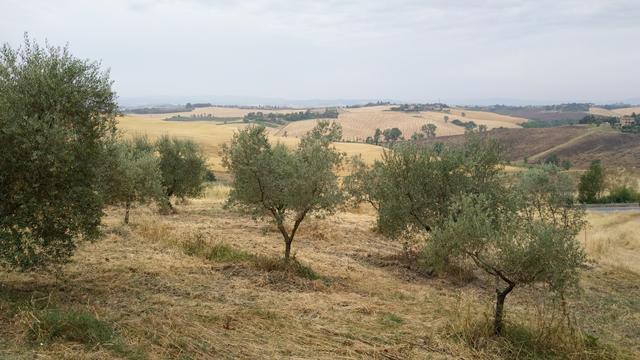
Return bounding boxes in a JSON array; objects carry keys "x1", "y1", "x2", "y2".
[
  {"x1": 0, "y1": 36, "x2": 118, "y2": 270},
  {"x1": 578, "y1": 160, "x2": 605, "y2": 203}
]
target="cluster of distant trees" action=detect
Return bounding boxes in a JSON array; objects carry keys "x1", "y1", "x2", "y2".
[
  {"x1": 243, "y1": 109, "x2": 339, "y2": 124},
  {"x1": 597, "y1": 103, "x2": 632, "y2": 110},
  {"x1": 166, "y1": 113, "x2": 217, "y2": 121},
  {"x1": 346, "y1": 101, "x2": 392, "y2": 108},
  {"x1": 471, "y1": 103, "x2": 592, "y2": 113},
  {"x1": 127, "y1": 106, "x2": 192, "y2": 114},
  {"x1": 451, "y1": 118, "x2": 478, "y2": 130},
  {"x1": 389, "y1": 103, "x2": 449, "y2": 112}
]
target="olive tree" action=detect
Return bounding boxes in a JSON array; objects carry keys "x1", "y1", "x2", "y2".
[
  {"x1": 346, "y1": 132, "x2": 504, "y2": 238},
  {"x1": 155, "y1": 136, "x2": 208, "y2": 212},
  {"x1": 425, "y1": 166, "x2": 586, "y2": 335},
  {"x1": 0, "y1": 37, "x2": 118, "y2": 270},
  {"x1": 420, "y1": 123, "x2": 437, "y2": 138},
  {"x1": 222, "y1": 121, "x2": 343, "y2": 260},
  {"x1": 102, "y1": 137, "x2": 164, "y2": 224}
]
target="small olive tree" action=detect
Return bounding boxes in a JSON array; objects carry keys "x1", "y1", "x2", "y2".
[
  {"x1": 156, "y1": 136, "x2": 208, "y2": 212},
  {"x1": 0, "y1": 36, "x2": 118, "y2": 270},
  {"x1": 222, "y1": 121, "x2": 343, "y2": 260},
  {"x1": 102, "y1": 137, "x2": 164, "y2": 224},
  {"x1": 425, "y1": 166, "x2": 586, "y2": 335}
]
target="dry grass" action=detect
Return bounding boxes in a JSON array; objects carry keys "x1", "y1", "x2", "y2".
[
  {"x1": 611, "y1": 107, "x2": 640, "y2": 117},
  {"x1": 273, "y1": 106, "x2": 524, "y2": 141},
  {"x1": 582, "y1": 211, "x2": 640, "y2": 274},
  {"x1": 589, "y1": 107, "x2": 640, "y2": 118},
  {"x1": 1, "y1": 189, "x2": 638, "y2": 359}
]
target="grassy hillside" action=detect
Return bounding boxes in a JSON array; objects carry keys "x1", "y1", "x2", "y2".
[
  {"x1": 1, "y1": 186, "x2": 638, "y2": 359},
  {"x1": 421, "y1": 126, "x2": 640, "y2": 169}
]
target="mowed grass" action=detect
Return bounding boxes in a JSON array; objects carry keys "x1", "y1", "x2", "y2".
[{"x1": 1, "y1": 186, "x2": 638, "y2": 359}]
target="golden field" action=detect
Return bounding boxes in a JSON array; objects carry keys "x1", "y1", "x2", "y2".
[
  {"x1": 126, "y1": 106, "x2": 306, "y2": 119},
  {"x1": 1, "y1": 185, "x2": 638, "y2": 359},
  {"x1": 272, "y1": 106, "x2": 525, "y2": 141},
  {"x1": 589, "y1": 106, "x2": 640, "y2": 117},
  {"x1": 117, "y1": 114, "x2": 385, "y2": 171}
]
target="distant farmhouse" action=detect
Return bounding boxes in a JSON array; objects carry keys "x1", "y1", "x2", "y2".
[{"x1": 619, "y1": 115, "x2": 635, "y2": 127}]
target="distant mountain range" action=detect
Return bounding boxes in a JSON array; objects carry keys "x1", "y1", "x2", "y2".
[{"x1": 117, "y1": 95, "x2": 639, "y2": 108}]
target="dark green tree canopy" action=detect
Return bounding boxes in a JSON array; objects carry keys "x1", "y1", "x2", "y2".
[
  {"x1": 578, "y1": 160, "x2": 605, "y2": 203},
  {"x1": 0, "y1": 36, "x2": 118, "y2": 270}
]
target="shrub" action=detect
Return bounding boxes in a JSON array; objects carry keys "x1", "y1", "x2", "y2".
[{"x1": 0, "y1": 36, "x2": 118, "y2": 270}]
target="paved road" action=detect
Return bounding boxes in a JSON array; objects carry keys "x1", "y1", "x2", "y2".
[{"x1": 586, "y1": 205, "x2": 640, "y2": 213}]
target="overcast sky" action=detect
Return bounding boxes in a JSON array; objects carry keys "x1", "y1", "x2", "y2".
[{"x1": 1, "y1": 0, "x2": 639, "y2": 104}]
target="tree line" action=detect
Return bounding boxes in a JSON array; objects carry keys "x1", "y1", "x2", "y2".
[{"x1": 243, "y1": 109, "x2": 339, "y2": 124}]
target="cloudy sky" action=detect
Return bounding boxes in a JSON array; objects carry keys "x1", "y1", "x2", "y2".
[{"x1": 1, "y1": 0, "x2": 639, "y2": 104}]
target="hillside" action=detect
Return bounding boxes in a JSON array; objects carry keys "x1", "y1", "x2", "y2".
[
  {"x1": 2, "y1": 187, "x2": 639, "y2": 359},
  {"x1": 420, "y1": 126, "x2": 640, "y2": 169},
  {"x1": 272, "y1": 106, "x2": 525, "y2": 141},
  {"x1": 117, "y1": 115, "x2": 384, "y2": 171}
]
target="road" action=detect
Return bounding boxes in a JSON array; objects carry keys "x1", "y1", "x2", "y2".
[{"x1": 586, "y1": 204, "x2": 640, "y2": 213}]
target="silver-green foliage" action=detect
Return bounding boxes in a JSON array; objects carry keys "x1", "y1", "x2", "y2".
[
  {"x1": 346, "y1": 132, "x2": 504, "y2": 237},
  {"x1": 425, "y1": 165, "x2": 586, "y2": 334},
  {"x1": 156, "y1": 136, "x2": 207, "y2": 212},
  {"x1": 0, "y1": 36, "x2": 118, "y2": 270},
  {"x1": 222, "y1": 121, "x2": 344, "y2": 259},
  {"x1": 101, "y1": 137, "x2": 164, "y2": 223}
]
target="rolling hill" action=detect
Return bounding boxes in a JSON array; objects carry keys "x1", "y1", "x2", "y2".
[
  {"x1": 420, "y1": 125, "x2": 640, "y2": 169},
  {"x1": 272, "y1": 106, "x2": 525, "y2": 141}
]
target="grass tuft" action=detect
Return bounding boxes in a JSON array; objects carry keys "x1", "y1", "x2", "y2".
[
  {"x1": 28, "y1": 308, "x2": 114, "y2": 345},
  {"x1": 182, "y1": 235, "x2": 252, "y2": 262},
  {"x1": 379, "y1": 313, "x2": 404, "y2": 327},
  {"x1": 251, "y1": 256, "x2": 320, "y2": 280}
]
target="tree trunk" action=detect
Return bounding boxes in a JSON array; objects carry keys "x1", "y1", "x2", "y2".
[
  {"x1": 284, "y1": 240, "x2": 292, "y2": 260},
  {"x1": 494, "y1": 282, "x2": 514, "y2": 335},
  {"x1": 124, "y1": 202, "x2": 131, "y2": 224}
]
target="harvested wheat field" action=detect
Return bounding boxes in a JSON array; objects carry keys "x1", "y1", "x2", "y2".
[
  {"x1": 612, "y1": 107, "x2": 640, "y2": 117},
  {"x1": 273, "y1": 106, "x2": 525, "y2": 141},
  {"x1": 117, "y1": 115, "x2": 385, "y2": 171},
  {"x1": 1, "y1": 186, "x2": 638, "y2": 359},
  {"x1": 126, "y1": 106, "x2": 307, "y2": 119}
]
